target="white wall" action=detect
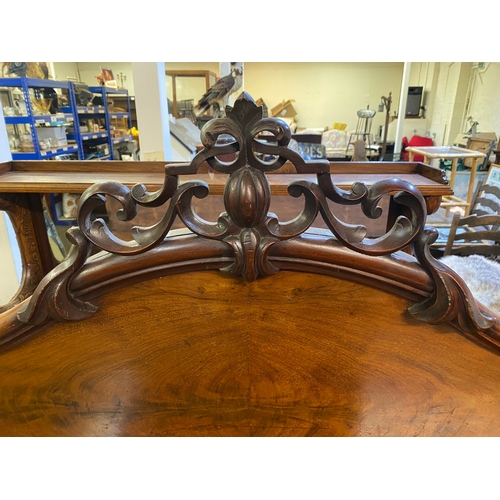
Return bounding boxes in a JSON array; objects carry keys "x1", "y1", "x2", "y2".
[
  {"x1": 76, "y1": 62, "x2": 134, "y2": 91},
  {"x1": 408, "y1": 62, "x2": 439, "y2": 120},
  {"x1": 132, "y1": 62, "x2": 172, "y2": 161},
  {"x1": 464, "y1": 63, "x2": 500, "y2": 136},
  {"x1": 165, "y1": 62, "x2": 220, "y2": 74},
  {"x1": 244, "y1": 62, "x2": 404, "y2": 131},
  {"x1": 402, "y1": 62, "x2": 500, "y2": 148},
  {"x1": 52, "y1": 62, "x2": 79, "y2": 81},
  {"x1": 426, "y1": 62, "x2": 473, "y2": 146},
  {"x1": 0, "y1": 213, "x2": 20, "y2": 305}
]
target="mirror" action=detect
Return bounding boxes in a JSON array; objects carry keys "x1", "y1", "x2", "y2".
[
  {"x1": 0, "y1": 211, "x2": 22, "y2": 306},
  {"x1": 166, "y1": 70, "x2": 217, "y2": 125}
]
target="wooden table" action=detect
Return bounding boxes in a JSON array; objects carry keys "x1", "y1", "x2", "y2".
[{"x1": 406, "y1": 145, "x2": 486, "y2": 216}]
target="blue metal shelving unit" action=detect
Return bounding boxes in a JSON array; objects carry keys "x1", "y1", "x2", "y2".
[
  {"x1": 62, "y1": 85, "x2": 132, "y2": 160},
  {"x1": 61, "y1": 85, "x2": 108, "y2": 160},
  {"x1": 1, "y1": 78, "x2": 135, "y2": 161},
  {"x1": 0, "y1": 77, "x2": 81, "y2": 160},
  {"x1": 89, "y1": 86, "x2": 132, "y2": 160}
]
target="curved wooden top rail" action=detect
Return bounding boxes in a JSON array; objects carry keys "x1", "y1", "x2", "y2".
[{"x1": 0, "y1": 160, "x2": 451, "y2": 197}]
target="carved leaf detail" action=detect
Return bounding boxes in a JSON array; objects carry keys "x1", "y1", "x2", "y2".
[
  {"x1": 409, "y1": 228, "x2": 495, "y2": 332},
  {"x1": 17, "y1": 227, "x2": 98, "y2": 325}
]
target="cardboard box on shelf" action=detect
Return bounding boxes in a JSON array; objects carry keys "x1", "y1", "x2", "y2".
[
  {"x1": 271, "y1": 100, "x2": 297, "y2": 119},
  {"x1": 18, "y1": 141, "x2": 34, "y2": 152},
  {"x1": 62, "y1": 193, "x2": 81, "y2": 219},
  {"x1": 110, "y1": 117, "x2": 129, "y2": 130},
  {"x1": 255, "y1": 98, "x2": 269, "y2": 117},
  {"x1": 454, "y1": 132, "x2": 497, "y2": 149},
  {"x1": 453, "y1": 133, "x2": 470, "y2": 148},
  {"x1": 36, "y1": 126, "x2": 67, "y2": 147},
  {"x1": 474, "y1": 132, "x2": 497, "y2": 143},
  {"x1": 464, "y1": 136, "x2": 494, "y2": 169}
]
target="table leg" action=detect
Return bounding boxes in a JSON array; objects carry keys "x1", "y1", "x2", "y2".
[
  {"x1": 409, "y1": 152, "x2": 414, "y2": 162},
  {"x1": 448, "y1": 158, "x2": 458, "y2": 190},
  {"x1": 445, "y1": 157, "x2": 459, "y2": 217},
  {"x1": 465, "y1": 158, "x2": 479, "y2": 216}
]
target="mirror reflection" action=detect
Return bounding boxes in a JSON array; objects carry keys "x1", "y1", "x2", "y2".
[{"x1": 0, "y1": 211, "x2": 22, "y2": 306}]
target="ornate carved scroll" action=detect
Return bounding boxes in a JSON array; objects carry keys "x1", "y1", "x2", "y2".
[
  {"x1": 409, "y1": 227, "x2": 496, "y2": 334},
  {"x1": 14, "y1": 92, "x2": 498, "y2": 349},
  {"x1": 76, "y1": 93, "x2": 427, "y2": 280},
  {"x1": 17, "y1": 227, "x2": 97, "y2": 324}
]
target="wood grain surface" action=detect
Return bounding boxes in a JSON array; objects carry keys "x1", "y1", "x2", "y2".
[{"x1": 1, "y1": 270, "x2": 499, "y2": 437}]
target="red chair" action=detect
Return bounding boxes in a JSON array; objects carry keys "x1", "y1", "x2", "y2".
[{"x1": 402, "y1": 135, "x2": 433, "y2": 162}]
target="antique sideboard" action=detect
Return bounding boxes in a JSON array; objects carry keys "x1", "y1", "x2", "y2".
[{"x1": 0, "y1": 93, "x2": 499, "y2": 437}]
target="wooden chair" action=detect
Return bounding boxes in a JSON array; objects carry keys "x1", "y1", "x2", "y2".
[
  {"x1": 469, "y1": 179, "x2": 500, "y2": 217},
  {"x1": 1, "y1": 92, "x2": 500, "y2": 437},
  {"x1": 430, "y1": 179, "x2": 500, "y2": 257},
  {"x1": 444, "y1": 211, "x2": 500, "y2": 258},
  {"x1": 346, "y1": 108, "x2": 376, "y2": 156}
]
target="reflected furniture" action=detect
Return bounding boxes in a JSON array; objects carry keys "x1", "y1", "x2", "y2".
[
  {"x1": 1, "y1": 93, "x2": 500, "y2": 437},
  {"x1": 444, "y1": 212, "x2": 500, "y2": 257},
  {"x1": 166, "y1": 70, "x2": 217, "y2": 120},
  {"x1": 406, "y1": 145, "x2": 486, "y2": 216},
  {"x1": 469, "y1": 179, "x2": 500, "y2": 217},
  {"x1": 430, "y1": 179, "x2": 500, "y2": 257},
  {"x1": 346, "y1": 108, "x2": 377, "y2": 156},
  {"x1": 401, "y1": 134, "x2": 434, "y2": 162}
]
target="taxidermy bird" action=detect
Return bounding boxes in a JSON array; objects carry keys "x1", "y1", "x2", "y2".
[
  {"x1": 2, "y1": 62, "x2": 50, "y2": 79},
  {"x1": 6, "y1": 62, "x2": 29, "y2": 77},
  {"x1": 195, "y1": 63, "x2": 243, "y2": 119},
  {"x1": 39, "y1": 62, "x2": 50, "y2": 79}
]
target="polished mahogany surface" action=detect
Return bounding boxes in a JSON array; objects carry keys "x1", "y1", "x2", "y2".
[{"x1": 2, "y1": 270, "x2": 500, "y2": 437}]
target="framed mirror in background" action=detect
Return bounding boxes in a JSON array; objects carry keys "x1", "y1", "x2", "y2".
[{"x1": 166, "y1": 70, "x2": 216, "y2": 125}]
